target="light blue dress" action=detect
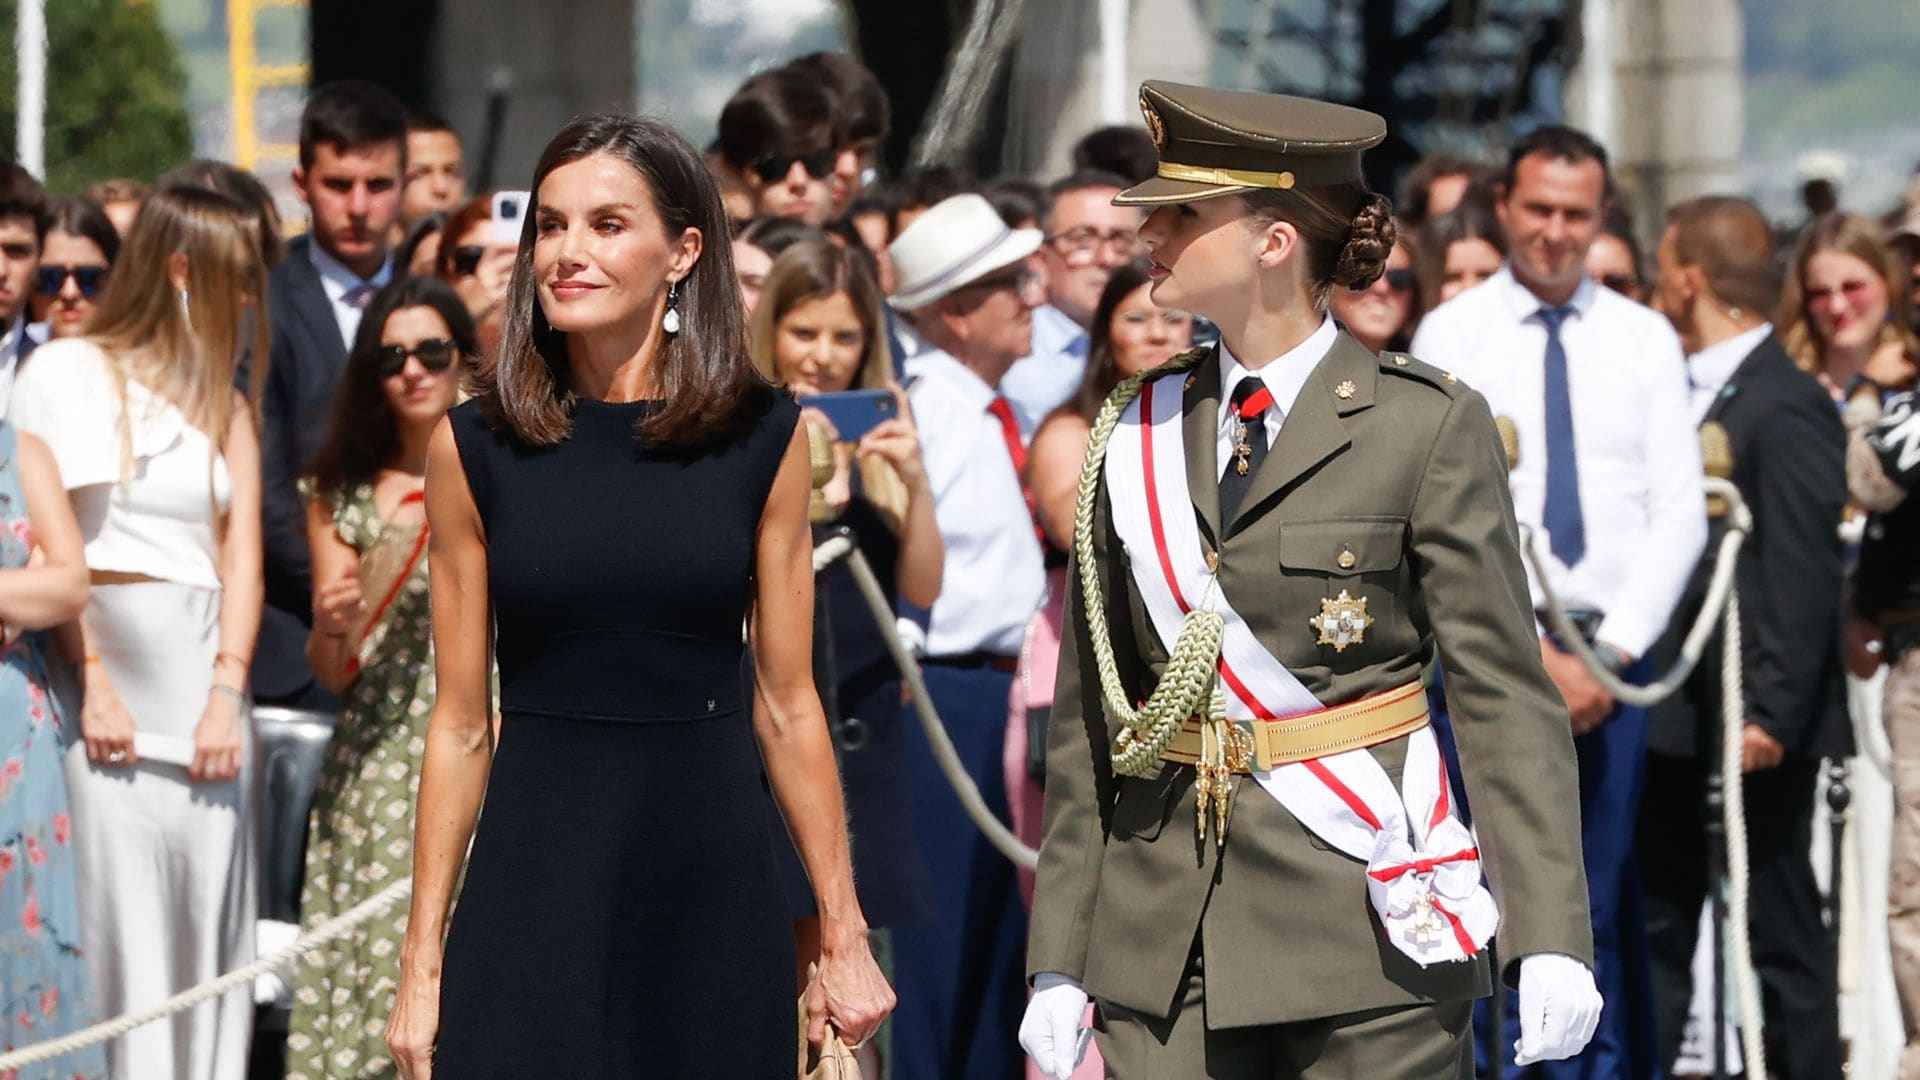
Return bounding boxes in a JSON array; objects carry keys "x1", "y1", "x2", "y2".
[{"x1": 0, "y1": 421, "x2": 107, "y2": 1078}]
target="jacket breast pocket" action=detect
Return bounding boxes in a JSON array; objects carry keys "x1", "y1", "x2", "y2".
[{"x1": 1278, "y1": 517, "x2": 1407, "y2": 657}]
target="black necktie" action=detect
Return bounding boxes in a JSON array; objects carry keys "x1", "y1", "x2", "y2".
[{"x1": 1219, "y1": 376, "x2": 1273, "y2": 525}]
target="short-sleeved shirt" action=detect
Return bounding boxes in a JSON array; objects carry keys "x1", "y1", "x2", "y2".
[{"x1": 9, "y1": 338, "x2": 231, "y2": 590}]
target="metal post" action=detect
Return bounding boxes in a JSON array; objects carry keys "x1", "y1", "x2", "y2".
[
  {"x1": 1706, "y1": 755, "x2": 1729, "y2": 1080},
  {"x1": 1825, "y1": 759, "x2": 1851, "y2": 940},
  {"x1": 1096, "y1": 0, "x2": 1130, "y2": 125},
  {"x1": 16, "y1": 0, "x2": 45, "y2": 179}
]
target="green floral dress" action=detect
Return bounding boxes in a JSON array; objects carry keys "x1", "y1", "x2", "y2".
[{"x1": 286, "y1": 482, "x2": 433, "y2": 1080}]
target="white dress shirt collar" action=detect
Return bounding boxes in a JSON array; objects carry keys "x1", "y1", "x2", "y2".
[
  {"x1": 1686, "y1": 324, "x2": 1773, "y2": 423},
  {"x1": 308, "y1": 239, "x2": 393, "y2": 347},
  {"x1": 1216, "y1": 316, "x2": 1337, "y2": 433},
  {"x1": 1489, "y1": 264, "x2": 1601, "y2": 324},
  {"x1": 1214, "y1": 316, "x2": 1338, "y2": 480}
]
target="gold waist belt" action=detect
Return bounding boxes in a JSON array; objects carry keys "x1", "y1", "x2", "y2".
[{"x1": 1160, "y1": 681, "x2": 1429, "y2": 774}]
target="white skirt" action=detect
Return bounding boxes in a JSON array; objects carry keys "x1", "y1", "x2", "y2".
[{"x1": 63, "y1": 581, "x2": 256, "y2": 1080}]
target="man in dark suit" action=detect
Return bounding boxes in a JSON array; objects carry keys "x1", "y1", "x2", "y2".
[
  {"x1": 254, "y1": 81, "x2": 407, "y2": 711},
  {"x1": 0, "y1": 162, "x2": 46, "y2": 408},
  {"x1": 1642, "y1": 195, "x2": 1848, "y2": 1079}
]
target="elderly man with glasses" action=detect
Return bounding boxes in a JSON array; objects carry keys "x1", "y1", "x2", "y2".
[{"x1": 998, "y1": 168, "x2": 1147, "y2": 438}]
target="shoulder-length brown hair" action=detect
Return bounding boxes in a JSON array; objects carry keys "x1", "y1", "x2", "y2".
[
  {"x1": 1061, "y1": 261, "x2": 1154, "y2": 423},
  {"x1": 1777, "y1": 212, "x2": 1920, "y2": 375},
  {"x1": 87, "y1": 185, "x2": 269, "y2": 461},
  {"x1": 487, "y1": 113, "x2": 767, "y2": 447}
]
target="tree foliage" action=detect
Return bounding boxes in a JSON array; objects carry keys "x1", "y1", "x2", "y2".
[{"x1": 0, "y1": 0, "x2": 193, "y2": 192}]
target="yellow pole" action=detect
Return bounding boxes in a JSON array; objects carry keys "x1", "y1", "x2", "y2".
[{"x1": 228, "y1": 0, "x2": 259, "y2": 171}]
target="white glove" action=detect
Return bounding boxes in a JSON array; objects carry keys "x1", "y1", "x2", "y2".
[
  {"x1": 1019, "y1": 972, "x2": 1091, "y2": 1080},
  {"x1": 1514, "y1": 952, "x2": 1604, "y2": 1066}
]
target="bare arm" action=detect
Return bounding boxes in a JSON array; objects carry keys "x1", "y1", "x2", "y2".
[
  {"x1": 389, "y1": 417, "x2": 494, "y2": 1078},
  {"x1": 305, "y1": 492, "x2": 365, "y2": 695},
  {"x1": 753, "y1": 422, "x2": 893, "y2": 1046},
  {"x1": 855, "y1": 384, "x2": 942, "y2": 608},
  {"x1": 0, "y1": 432, "x2": 88, "y2": 630},
  {"x1": 1027, "y1": 414, "x2": 1091, "y2": 552},
  {"x1": 214, "y1": 397, "x2": 266, "y2": 690}
]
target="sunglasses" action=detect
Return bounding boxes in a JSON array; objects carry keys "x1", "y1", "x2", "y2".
[
  {"x1": 449, "y1": 245, "x2": 485, "y2": 277},
  {"x1": 36, "y1": 264, "x2": 107, "y2": 298},
  {"x1": 1383, "y1": 268, "x2": 1418, "y2": 292},
  {"x1": 1598, "y1": 273, "x2": 1640, "y2": 295},
  {"x1": 750, "y1": 148, "x2": 837, "y2": 184},
  {"x1": 1806, "y1": 279, "x2": 1879, "y2": 308},
  {"x1": 372, "y1": 338, "x2": 459, "y2": 378}
]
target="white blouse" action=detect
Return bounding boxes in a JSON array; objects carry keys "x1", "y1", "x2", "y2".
[{"x1": 9, "y1": 338, "x2": 232, "y2": 591}]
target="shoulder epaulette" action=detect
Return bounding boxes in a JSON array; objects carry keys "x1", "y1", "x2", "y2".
[{"x1": 1377, "y1": 350, "x2": 1465, "y2": 396}]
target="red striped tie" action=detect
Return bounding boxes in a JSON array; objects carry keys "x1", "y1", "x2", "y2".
[{"x1": 987, "y1": 396, "x2": 1045, "y2": 546}]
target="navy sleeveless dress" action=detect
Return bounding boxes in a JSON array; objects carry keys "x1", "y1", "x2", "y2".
[{"x1": 435, "y1": 390, "x2": 800, "y2": 1078}]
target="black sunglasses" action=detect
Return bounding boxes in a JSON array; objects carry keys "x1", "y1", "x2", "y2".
[
  {"x1": 750, "y1": 148, "x2": 837, "y2": 183},
  {"x1": 1383, "y1": 268, "x2": 1418, "y2": 292},
  {"x1": 36, "y1": 264, "x2": 107, "y2": 298},
  {"x1": 1599, "y1": 273, "x2": 1641, "y2": 295},
  {"x1": 372, "y1": 338, "x2": 459, "y2": 378},
  {"x1": 449, "y1": 245, "x2": 485, "y2": 277}
]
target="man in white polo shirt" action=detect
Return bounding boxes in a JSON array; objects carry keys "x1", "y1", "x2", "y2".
[
  {"x1": 1411, "y1": 126, "x2": 1705, "y2": 1079},
  {"x1": 887, "y1": 193, "x2": 1048, "y2": 1079}
]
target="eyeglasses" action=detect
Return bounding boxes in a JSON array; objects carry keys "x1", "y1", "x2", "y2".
[
  {"x1": 372, "y1": 338, "x2": 459, "y2": 378},
  {"x1": 750, "y1": 148, "x2": 837, "y2": 184},
  {"x1": 1047, "y1": 227, "x2": 1144, "y2": 261},
  {"x1": 450, "y1": 245, "x2": 485, "y2": 277},
  {"x1": 36, "y1": 264, "x2": 107, "y2": 298},
  {"x1": 1598, "y1": 273, "x2": 1640, "y2": 295},
  {"x1": 1806, "y1": 279, "x2": 1879, "y2": 309},
  {"x1": 1383, "y1": 268, "x2": 1418, "y2": 293}
]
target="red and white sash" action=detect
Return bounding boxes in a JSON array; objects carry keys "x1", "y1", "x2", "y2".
[{"x1": 1103, "y1": 371, "x2": 1497, "y2": 967}]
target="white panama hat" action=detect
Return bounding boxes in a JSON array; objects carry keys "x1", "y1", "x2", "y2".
[{"x1": 887, "y1": 193, "x2": 1042, "y2": 311}]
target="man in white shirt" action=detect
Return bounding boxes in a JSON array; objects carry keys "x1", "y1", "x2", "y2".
[
  {"x1": 999, "y1": 170, "x2": 1144, "y2": 436},
  {"x1": 255, "y1": 80, "x2": 406, "y2": 717},
  {"x1": 886, "y1": 192, "x2": 1048, "y2": 1080},
  {"x1": 0, "y1": 163, "x2": 47, "y2": 414},
  {"x1": 1410, "y1": 126, "x2": 1706, "y2": 1079}
]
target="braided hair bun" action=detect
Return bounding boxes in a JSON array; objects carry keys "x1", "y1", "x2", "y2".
[{"x1": 1331, "y1": 194, "x2": 1398, "y2": 290}]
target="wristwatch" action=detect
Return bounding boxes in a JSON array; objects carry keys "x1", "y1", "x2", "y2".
[{"x1": 1845, "y1": 373, "x2": 1892, "y2": 402}]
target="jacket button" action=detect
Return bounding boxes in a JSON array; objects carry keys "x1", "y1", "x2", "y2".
[{"x1": 1337, "y1": 548, "x2": 1357, "y2": 570}]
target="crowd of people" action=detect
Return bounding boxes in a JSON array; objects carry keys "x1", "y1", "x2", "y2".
[{"x1": 0, "y1": 41, "x2": 1915, "y2": 1080}]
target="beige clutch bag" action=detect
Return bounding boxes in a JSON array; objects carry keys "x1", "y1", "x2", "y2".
[{"x1": 798, "y1": 964, "x2": 860, "y2": 1080}]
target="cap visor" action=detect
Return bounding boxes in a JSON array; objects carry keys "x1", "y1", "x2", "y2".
[{"x1": 1113, "y1": 176, "x2": 1255, "y2": 206}]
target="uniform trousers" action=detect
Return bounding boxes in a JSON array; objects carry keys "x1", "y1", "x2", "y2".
[
  {"x1": 1640, "y1": 751, "x2": 1842, "y2": 1079},
  {"x1": 891, "y1": 662, "x2": 1028, "y2": 1080},
  {"x1": 1094, "y1": 948, "x2": 1473, "y2": 1079}
]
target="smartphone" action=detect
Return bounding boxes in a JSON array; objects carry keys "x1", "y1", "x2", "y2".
[
  {"x1": 491, "y1": 190, "x2": 531, "y2": 246},
  {"x1": 806, "y1": 389, "x2": 897, "y2": 443}
]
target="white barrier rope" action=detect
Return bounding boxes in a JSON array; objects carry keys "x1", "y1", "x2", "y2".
[
  {"x1": 818, "y1": 530, "x2": 1040, "y2": 870},
  {"x1": 1524, "y1": 474, "x2": 1767, "y2": 1078},
  {"x1": 0, "y1": 536, "x2": 1026, "y2": 1067},
  {"x1": 0, "y1": 878, "x2": 414, "y2": 1071}
]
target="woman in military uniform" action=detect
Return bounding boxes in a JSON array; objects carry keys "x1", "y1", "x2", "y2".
[{"x1": 1019, "y1": 81, "x2": 1605, "y2": 1079}]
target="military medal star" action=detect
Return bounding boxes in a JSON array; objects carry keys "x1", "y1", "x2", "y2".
[{"x1": 1309, "y1": 590, "x2": 1374, "y2": 651}]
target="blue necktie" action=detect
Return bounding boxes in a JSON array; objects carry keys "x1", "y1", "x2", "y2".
[{"x1": 1539, "y1": 305, "x2": 1585, "y2": 566}]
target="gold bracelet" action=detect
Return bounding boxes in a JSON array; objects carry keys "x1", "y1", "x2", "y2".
[
  {"x1": 82, "y1": 654, "x2": 104, "y2": 665},
  {"x1": 214, "y1": 651, "x2": 248, "y2": 670}
]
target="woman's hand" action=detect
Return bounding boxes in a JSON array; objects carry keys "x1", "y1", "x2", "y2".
[
  {"x1": 79, "y1": 663, "x2": 137, "y2": 767},
  {"x1": 855, "y1": 384, "x2": 928, "y2": 489},
  {"x1": 808, "y1": 927, "x2": 895, "y2": 1053},
  {"x1": 386, "y1": 966, "x2": 441, "y2": 1080},
  {"x1": 190, "y1": 686, "x2": 244, "y2": 783},
  {"x1": 313, "y1": 574, "x2": 366, "y2": 639}
]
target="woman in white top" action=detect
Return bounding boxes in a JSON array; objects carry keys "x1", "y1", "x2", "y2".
[{"x1": 9, "y1": 186, "x2": 268, "y2": 1080}]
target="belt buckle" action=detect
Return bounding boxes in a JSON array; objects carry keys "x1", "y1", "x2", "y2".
[{"x1": 1226, "y1": 719, "x2": 1259, "y2": 773}]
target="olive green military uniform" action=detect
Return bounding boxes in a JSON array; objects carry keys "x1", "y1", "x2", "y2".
[{"x1": 1025, "y1": 82, "x2": 1595, "y2": 1078}]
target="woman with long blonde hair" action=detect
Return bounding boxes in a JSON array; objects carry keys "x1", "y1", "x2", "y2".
[
  {"x1": 9, "y1": 186, "x2": 269, "y2": 1080},
  {"x1": 1778, "y1": 212, "x2": 1919, "y2": 402}
]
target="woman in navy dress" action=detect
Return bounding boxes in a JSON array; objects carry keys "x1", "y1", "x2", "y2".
[{"x1": 384, "y1": 114, "x2": 894, "y2": 1079}]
